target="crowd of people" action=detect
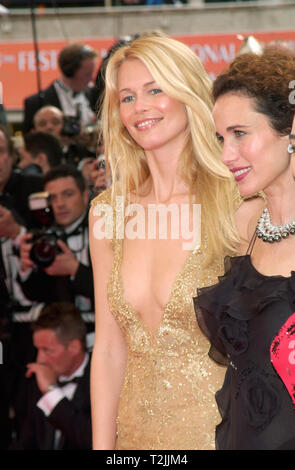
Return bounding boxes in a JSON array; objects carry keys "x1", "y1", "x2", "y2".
[
  {"x1": 0, "y1": 40, "x2": 108, "y2": 449},
  {"x1": 1, "y1": 31, "x2": 295, "y2": 451}
]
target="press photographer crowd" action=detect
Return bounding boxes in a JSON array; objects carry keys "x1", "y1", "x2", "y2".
[{"x1": 0, "y1": 41, "x2": 110, "y2": 450}]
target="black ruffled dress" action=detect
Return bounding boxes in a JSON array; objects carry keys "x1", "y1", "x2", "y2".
[{"x1": 194, "y1": 253, "x2": 295, "y2": 450}]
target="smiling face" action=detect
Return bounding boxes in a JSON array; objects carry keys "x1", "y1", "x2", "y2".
[
  {"x1": 213, "y1": 93, "x2": 290, "y2": 197},
  {"x1": 117, "y1": 58, "x2": 189, "y2": 156}
]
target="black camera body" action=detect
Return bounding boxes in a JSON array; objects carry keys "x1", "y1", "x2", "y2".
[
  {"x1": 28, "y1": 192, "x2": 66, "y2": 268},
  {"x1": 61, "y1": 103, "x2": 82, "y2": 138},
  {"x1": 29, "y1": 226, "x2": 66, "y2": 269},
  {"x1": 61, "y1": 115, "x2": 81, "y2": 137}
]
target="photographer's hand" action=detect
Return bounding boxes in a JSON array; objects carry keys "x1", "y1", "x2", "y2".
[
  {"x1": 0, "y1": 205, "x2": 21, "y2": 239},
  {"x1": 44, "y1": 240, "x2": 79, "y2": 277},
  {"x1": 19, "y1": 233, "x2": 35, "y2": 271},
  {"x1": 80, "y1": 157, "x2": 95, "y2": 186},
  {"x1": 26, "y1": 362, "x2": 57, "y2": 395},
  {"x1": 89, "y1": 159, "x2": 107, "y2": 195},
  {"x1": 94, "y1": 170, "x2": 107, "y2": 195}
]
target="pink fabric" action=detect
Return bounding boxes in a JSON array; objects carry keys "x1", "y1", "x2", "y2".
[{"x1": 270, "y1": 312, "x2": 295, "y2": 406}]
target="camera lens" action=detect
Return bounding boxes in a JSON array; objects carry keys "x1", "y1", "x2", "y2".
[
  {"x1": 97, "y1": 159, "x2": 106, "y2": 171},
  {"x1": 30, "y1": 234, "x2": 58, "y2": 268}
]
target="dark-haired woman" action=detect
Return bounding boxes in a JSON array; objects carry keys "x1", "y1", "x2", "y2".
[{"x1": 195, "y1": 51, "x2": 295, "y2": 450}]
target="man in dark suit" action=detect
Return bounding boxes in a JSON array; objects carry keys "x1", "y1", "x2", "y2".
[
  {"x1": 0, "y1": 273, "x2": 13, "y2": 450},
  {"x1": 0, "y1": 124, "x2": 44, "y2": 448},
  {"x1": 11, "y1": 302, "x2": 92, "y2": 450},
  {"x1": 0, "y1": 124, "x2": 43, "y2": 230},
  {"x1": 18, "y1": 165, "x2": 94, "y2": 325},
  {"x1": 22, "y1": 43, "x2": 98, "y2": 135},
  {"x1": 0, "y1": 123, "x2": 43, "y2": 364},
  {"x1": 18, "y1": 131, "x2": 64, "y2": 176}
]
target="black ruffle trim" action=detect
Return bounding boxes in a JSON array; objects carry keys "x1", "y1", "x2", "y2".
[{"x1": 194, "y1": 255, "x2": 295, "y2": 361}]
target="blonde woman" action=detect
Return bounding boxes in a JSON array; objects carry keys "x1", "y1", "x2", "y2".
[{"x1": 89, "y1": 35, "x2": 238, "y2": 450}]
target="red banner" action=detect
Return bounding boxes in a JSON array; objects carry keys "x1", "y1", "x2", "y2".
[{"x1": 0, "y1": 30, "x2": 295, "y2": 110}]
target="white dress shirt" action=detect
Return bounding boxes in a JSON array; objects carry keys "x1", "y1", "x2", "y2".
[
  {"x1": 54, "y1": 79, "x2": 95, "y2": 127},
  {"x1": 37, "y1": 352, "x2": 89, "y2": 417}
]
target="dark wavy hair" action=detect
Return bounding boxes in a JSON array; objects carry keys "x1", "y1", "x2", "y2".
[
  {"x1": 213, "y1": 51, "x2": 295, "y2": 136},
  {"x1": 43, "y1": 164, "x2": 86, "y2": 193}
]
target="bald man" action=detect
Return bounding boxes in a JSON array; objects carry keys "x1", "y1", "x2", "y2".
[{"x1": 33, "y1": 106, "x2": 64, "y2": 138}]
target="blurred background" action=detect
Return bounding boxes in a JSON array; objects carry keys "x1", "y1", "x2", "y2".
[{"x1": 0, "y1": 0, "x2": 294, "y2": 131}]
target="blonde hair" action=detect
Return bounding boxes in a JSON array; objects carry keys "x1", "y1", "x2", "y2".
[{"x1": 101, "y1": 35, "x2": 239, "y2": 265}]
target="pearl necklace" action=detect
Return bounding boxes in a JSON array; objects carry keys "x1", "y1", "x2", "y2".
[{"x1": 256, "y1": 208, "x2": 295, "y2": 243}]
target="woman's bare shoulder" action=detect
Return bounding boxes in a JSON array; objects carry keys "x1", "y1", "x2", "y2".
[{"x1": 235, "y1": 195, "x2": 265, "y2": 248}]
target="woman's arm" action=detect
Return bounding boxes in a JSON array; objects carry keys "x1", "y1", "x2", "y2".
[{"x1": 89, "y1": 206, "x2": 127, "y2": 450}]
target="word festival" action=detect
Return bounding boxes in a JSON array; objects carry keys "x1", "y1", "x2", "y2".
[{"x1": 93, "y1": 197, "x2": 201, "y2": 251}]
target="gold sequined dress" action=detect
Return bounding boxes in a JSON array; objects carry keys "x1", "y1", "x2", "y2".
[{"x1": 92, "y1": 190, "x2": 225, "y2": 450}]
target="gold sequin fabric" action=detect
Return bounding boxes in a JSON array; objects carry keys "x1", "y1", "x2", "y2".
[{"x1": 92, "y1": 190, "x2": 225, "y2": 450}]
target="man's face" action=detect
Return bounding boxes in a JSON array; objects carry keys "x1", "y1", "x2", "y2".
[
  {"x1": 0, "y1": 131, "x2": 13, "y2": 192},
  {"x1": 34, "y1": 108, "x2": 64, "y2": 137},
  {"x1": 45, "y1": 176, "x2": 89, "y2": 227},
  {"x1": 34, "y1": 329, "x2": 75, "y2": 377},
  {"x1": 70, "y1": 58, "x2": 96, "y2": 92}
]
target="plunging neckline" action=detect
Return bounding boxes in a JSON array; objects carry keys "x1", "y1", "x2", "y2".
[{"x1": 118, "y1": 239, "x2": 197, "y2": 338}]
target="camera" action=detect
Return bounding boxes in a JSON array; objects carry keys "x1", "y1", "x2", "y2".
[
  {"x1": 61, "y1": 115, "x2": 81, "y2": 137},
  {"x1": 28, "y1": 192, "x2": 66, "y2": 268},
  {"x1": 96, "y1": 156, "x2": 106, "y2": 171},
  {"x1": 61, "y1": 103, "x2": 81, "y2": 137}
]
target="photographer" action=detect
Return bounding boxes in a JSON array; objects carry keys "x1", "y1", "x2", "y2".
[
  {"x1": 23, "y1": 43, "x2": 98, "y2": 135},
  {"x1": 33, "y1": 106, "x2": 64, "y2": 138},
  {"x1": 0, "y1": 124, "x2": 43, "y2": 312},
  {"x1": 0, "y1": 125, "x2": 43, "y2": 230},
  {"x1": 0, "y1": 124, "x2": 44, "y2": 448},
  {"x1": 18, "y1": 131, "x2": 64, "y2": 176},
  {"x1": 88, "y1": 154, "x2": 108, "y2": 197},
  {"x1": 32, "y1": 104, "x2": 96, "y2": 170},
  {"x1": 19, "y1": 165, "x2": 94, "y2": 330},
  {"x1": 11, "y1": 302, "x2": 92, "y2": 450}
]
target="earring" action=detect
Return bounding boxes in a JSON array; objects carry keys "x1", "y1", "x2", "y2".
[{"x1": 288, "y1": 144, "x2": 295, "y2": 154}]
